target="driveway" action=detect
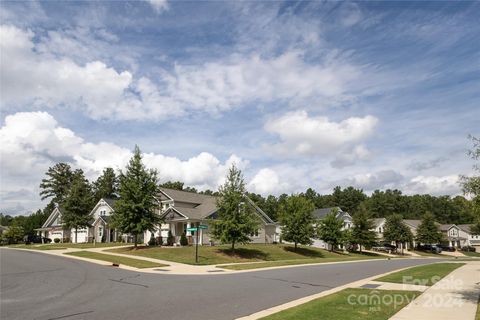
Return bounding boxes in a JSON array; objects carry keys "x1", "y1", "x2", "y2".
[{"x1": 1, "y1": 249, "x2": 444, "y2": 320}]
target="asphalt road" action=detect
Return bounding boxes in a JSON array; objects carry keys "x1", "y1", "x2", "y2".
[{"x1": 1, "y1": 249, "x2": 443, "y2": 320}]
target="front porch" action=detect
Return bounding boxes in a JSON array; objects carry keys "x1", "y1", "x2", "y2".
[{"x1": 162, "y1": 220, "x2": 210, "y2": 245}]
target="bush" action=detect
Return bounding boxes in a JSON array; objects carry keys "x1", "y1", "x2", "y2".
[
  {"x1": 156, "y1": 236, "x2": 163, "y2": 246},
  {"x1": 54, "y1": 238, "x2": 61, "y2": 243},
  {"x1": 167, "y1": 230, "x2": 175, "y2": 246},
  {"x1": 461, "y1": 246, "x2": 476, "y2": 252},
  {"x1": 63, "y1": 237, "x2": 70, "y2": 243},
  {"x1": 180, "y1": 232, "x2": 188, "y2": 246},
  {"x1": 148, "y1": 234, "x2": 156, "y2": 246}
]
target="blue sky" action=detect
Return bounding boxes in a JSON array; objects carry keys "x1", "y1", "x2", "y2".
[{"x1": 1, "y1": 1, "x2": 479, "y2": 215}]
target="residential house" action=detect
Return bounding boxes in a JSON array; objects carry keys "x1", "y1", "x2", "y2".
[
  {"x1": 440, "y1": 224, "x2": 479, "y2": 250},
  {"x1": 144, "y1": 188, "x2": 278, "y2": 245},
  {"x1": 311, "y1": 207, "x2": 352, "y2": 249},
  {"x1": 371, "y1": 218, "x2": 386, "y2": 240},
  {"x1": 36, "y1": 198, "x2": 120, "y2": 243},
  {"x1": 90, "y1": 198, "x2": 119, "y2": 243},
  {"x1": 35, "y1": 206, "x2": 71, "y2": 242}
]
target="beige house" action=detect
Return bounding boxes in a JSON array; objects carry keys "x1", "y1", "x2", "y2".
[{"x1": 144, "y1": 188, "x2": 278, "y2": 245}]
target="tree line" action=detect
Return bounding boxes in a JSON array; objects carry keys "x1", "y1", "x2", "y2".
[{"x1": 2, "y1": 136, "x2": 479, "y2": 248}]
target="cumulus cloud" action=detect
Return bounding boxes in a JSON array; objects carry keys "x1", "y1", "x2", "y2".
[
  {"x1": 1, "y1": 25, "x2": 361, "y2": 121},
  {"x1": 264, "y1": 111, "x2": 378, "y2": 156},
  {"x1": 405, "y1": 175, "x2": 460, "y2": 196},
  {"x1": 248, "y1": 168, "x2": 289, "y2": 195},
  {"x1": 0, "y1": 111, "x2": 246, "y2": 213},
  {"x1": 147, "y1": 0, "x2": 169, "y2": 13},
  {"x1": 333, "y1": 170, "x2": 405, "y2": 191}
]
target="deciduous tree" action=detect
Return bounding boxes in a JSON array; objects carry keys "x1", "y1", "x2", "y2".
[
  {"x1": 278, "y1": 195, "x2": 315, "y2": 251},
  {"x1": 317, "y1": 209, "x2": 344, "y2": 252},
  {"x1": 351, "y1": 204, "x2": 377, "y2": 252},
  {"x1": 416, "y1": 212, "x2": 443, "y2": 245},
  {"x1": 383, "y1": 214, "x2": 413, "y2": 254}
]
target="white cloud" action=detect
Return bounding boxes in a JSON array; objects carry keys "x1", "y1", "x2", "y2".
[
  {"x1": 336, "y1": 170, "x2": 405, "y2": 191},
  {"x1": 405, "y1": 175, "x2": 460, "y2": 196},
  {"x1": 1, "y1": 25, "x2": 362, "y2": 121},
  {"x1": 264, "y1": 111, "x2": 378, "y2": 156},
  {"x1": 147, "y1": 0, "x2": 169, "y2": 13},
  {"x1": 0, "y1": 111, "x2": 246, "y2": 213},
  {"x1": 248, "y1": 168, "x2": 289, "y2": 195}
]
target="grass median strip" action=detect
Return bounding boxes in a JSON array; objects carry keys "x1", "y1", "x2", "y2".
[
  {"x1": 220, "y1": 255, "x2": 384, "y2": 270},
  {"x1": 260, "y1": 288, "x2": 420, "y2": 320},
  {"x1": 65, "y1": 251, "x2": 168, "y2": 269},
  {"x1": 463, "y1": 251, "x2": 480, "y2": 258},
  {"x1": 8, "y1": 244, "x2": 68, "y2": 250},
  {"x1": 108, "y1": 244, "x2": 384, "y2": 266},
  {"x1": 375, "y1": 262, "x2": 465, "y2": 286}
]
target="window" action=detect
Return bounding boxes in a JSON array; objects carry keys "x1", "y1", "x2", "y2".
[
  {"x1": 100, "y1": 210, "x2": 106, "y2": 216},
  {"x1": 250, "y1": 230, "x2": 259, "y2": 237}
]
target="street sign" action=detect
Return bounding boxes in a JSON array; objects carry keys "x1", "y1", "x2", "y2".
[
  {"x1": 186, "y1": 227, "x2": 198, "y2": 232},
  {"x1": 198, "y1": 225, "x2": 208, "y2": 229}
]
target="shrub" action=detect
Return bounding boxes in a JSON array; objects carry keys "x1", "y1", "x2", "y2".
[
  {"x1": 156, "y1": 236, "x2": 163, "y2": 246},
  {"x1": 167, "y1": 230, "x2": 175, "y2": 246},
  {"x1": 148, "y1": 234, "x2": 156, "y2": 246},
  {"x1": 180, "y1": 232, "x2": 188, "y2": 246},
  {"x1": 54, "y1": 238, "x2": 61, "y2": 243}
]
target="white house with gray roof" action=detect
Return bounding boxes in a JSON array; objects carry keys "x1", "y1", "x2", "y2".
[
  {"x1": 311, "y1": 207, "x2": 353, "y2": 249},
  {"x1": 36, "y1": 198, "x2": 120, "y2": 243}
]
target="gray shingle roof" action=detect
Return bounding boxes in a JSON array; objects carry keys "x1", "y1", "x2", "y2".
[
  {"x1": 312, "y1": 207, "x2": 343, "y2": 219},
  {"x1": 402, "y1": 219, "x2": 422, "y2": 228},
  {"x1": 103, "y1": 198, "x2": 117, "y2": 208},
  {"x1": 457, "y1": 224, "x2": 474, "y2": 234},
  {"x1": 159, "y1": 188, "x2": 275, "y2": 224}
]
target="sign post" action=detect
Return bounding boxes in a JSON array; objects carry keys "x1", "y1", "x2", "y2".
[{"x1": 187, "y1": 225, "x2": 208, "y2": 264}]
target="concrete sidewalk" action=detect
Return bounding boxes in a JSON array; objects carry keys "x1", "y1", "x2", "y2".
[{"x1": 389, "y1": 261, "x2": 480, "y2": 320}]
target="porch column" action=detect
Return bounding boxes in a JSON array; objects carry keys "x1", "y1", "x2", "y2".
[{"x1": 186, "y1": 222, "x2": 191, "y2": 236}]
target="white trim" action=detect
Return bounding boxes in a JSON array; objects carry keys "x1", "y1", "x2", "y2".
[
  {"x1": 89, "y1": 198, "x2": 115, "y2": 216},
  {"x1": 42, "y1": 207, "x2": 61, "y2": 228}
]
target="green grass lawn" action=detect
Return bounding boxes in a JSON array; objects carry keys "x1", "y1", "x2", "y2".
[
  {"x1": 108, "y1": 244, "x2": 384, "y2": 266},
  {"x1": 64, "y1": 251, "x2": 168, "y2": 268},
  {"x1": 7, "y1": 244, "x2": 68, "y2": 250},
  {"x1": 462, "y1": 251, "x2": 480, "y2": 258},
  {"x1": 260, "y1": 288, "x2": 420, "y2": 320},
  {"x1": 375, "y1": 262, "x2": 465, "y2": 286},
  {"x1": 9, "y1": 242, "x2": 128, "y2": 250}
]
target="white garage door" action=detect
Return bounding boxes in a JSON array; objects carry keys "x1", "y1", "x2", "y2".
[{"x1": 72, "y1": 229, "x2": 88, "y2": 243}]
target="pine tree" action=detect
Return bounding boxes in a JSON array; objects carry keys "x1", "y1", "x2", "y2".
[
  {"x1": 416, "y1": 212, "x2": 443, "y2": 245},
  {"x1": 39, "y1": 163, "x2": 75, "y2": 203},
  {"x1": 351, "y1": 204, "x2": 377, "y2": 252},
  {"x1": 62, "y1": 171, "x2": 94, "y2": 243},
  {"x1": 211, "y1": 164, "x2": 259, "y2": 252},
  {"x1": 93, "y1": 167, "x2": 118, "y2": 201},
  {"x1": 111, "y1": 146, "x2": 160, "y2": 248},
  {"x1": 383, "y1": 214, "x2": 413, "y2": 254},
  {"x1": 317, "y1": 209, "x2": 344, "y2": 252},
  {"x1": 278, "y1": 195, "x2": 315, "y2": 251}
]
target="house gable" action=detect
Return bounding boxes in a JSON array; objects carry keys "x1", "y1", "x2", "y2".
[
  {"x1": 42, "y1": 207, "x2": 62, "y2": 228},
  {"x1": 90, "y1": 198, "x2": 116, "y2": 220}
]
